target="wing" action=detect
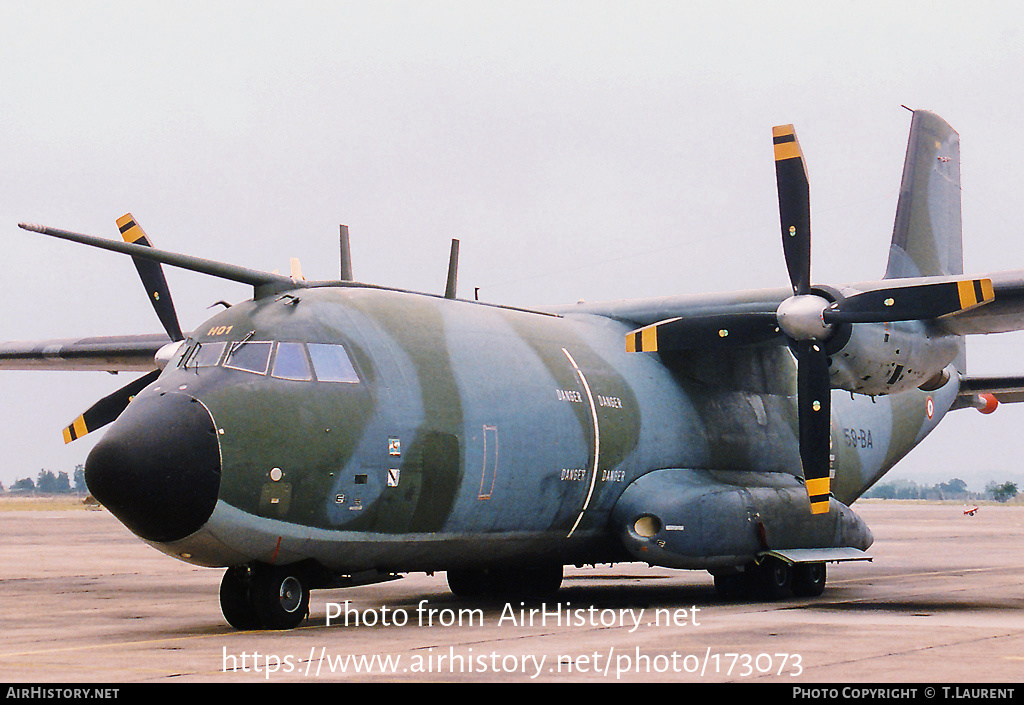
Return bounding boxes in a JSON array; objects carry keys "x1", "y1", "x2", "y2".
[
  {"x1": 558, "y1": 269, "x2": 1024, "y2": 335},
  {"x1": 0, "y1": 333, "x2": 170, "y2": 372},
  {"x1": 0, "y1": 332, "x2": 174, "y2": 443},
  {"x1": 551, "y1": 286, "x2": 792, "y2": 329}
]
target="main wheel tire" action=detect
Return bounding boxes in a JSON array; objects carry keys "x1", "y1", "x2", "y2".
[
  {"x1": 753, "y1": 557, "x2": 793, "y2": 600},
  {"x1": 713, "y1": 570, "x2": 752, "y2": 600},
  {"x1": 250, "y1": 564, "x2": 310, "y2": 630},
  {"x1": 500, "y1": 564, "x2": 563, "y2": 598},
  {"x1": 792, "y1": 562, "x2": 826, "y2": 597},
  {"x1": 447, "y1": 569, "x2": 490, "y2": 598}
]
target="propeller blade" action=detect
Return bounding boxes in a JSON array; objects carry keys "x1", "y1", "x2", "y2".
[
  {"x1": 626, "y1": 312, "x2": 782, "y2": 352},
  {"x1": 824, "y1": 278, "x2": 994, "y2": 324},
  {"x1": 62, "y1": 369, "x2": 160, "y2": 443},
  {"x1": 773, "y1": 125, "x2": 811, "y2": 296},
  {"x1": 795, "y1": 340, "x2": 832, "y2": 515},
  {"x1": 117, "y1": 214, "x2": 185, "y2": 342}
]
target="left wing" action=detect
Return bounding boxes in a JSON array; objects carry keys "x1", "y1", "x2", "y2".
[
  {"x1": 0, "y1": 332, "x2": 173, "y2": 443},
  {"x1": 0, "y1": 333, "x2": 170, "y2": 372},
  {"x1": 3, "y1": 212, "x2": 292, "y2": 443}
]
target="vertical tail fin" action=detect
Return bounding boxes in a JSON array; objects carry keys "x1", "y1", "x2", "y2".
[
  {"x1": 884, "y1": 109, "x2": 964, "y2": 280},
  {"x1": 884, "y1": 109, "x2": 966, "y2": 372}
]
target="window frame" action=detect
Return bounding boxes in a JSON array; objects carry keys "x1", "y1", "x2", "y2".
[
  {"x1": 271, "y1": 341, "x2": 315, "y2": 381},
  {"x1": 223, "y1": 340, "x2": 274, "y2": 375}
]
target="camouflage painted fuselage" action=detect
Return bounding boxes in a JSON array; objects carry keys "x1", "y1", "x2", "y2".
[{"x1": 125, "y1": 283, "x2": 957, "y2": 576}]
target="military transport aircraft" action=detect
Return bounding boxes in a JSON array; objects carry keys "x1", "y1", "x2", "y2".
[{"x1": 4, "y1": 110, "x2": 1024, "y2": 630}]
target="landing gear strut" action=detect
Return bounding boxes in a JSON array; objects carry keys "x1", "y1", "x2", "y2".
[{"x1": 220, "y1": 563, "x2": 310, "y2": 630}]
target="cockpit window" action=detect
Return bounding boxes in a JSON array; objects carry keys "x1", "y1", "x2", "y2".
[
  {"x1": 178, "y1": 338, "x2": 359, "y2": 382},
  {"x1": 224, "y1": 341, "x2": 272, "y2": 374},
  {"x1": 181, "y1": 341, "x2": 227, "y2": 369},
  {"x1": 307, "y1": 343, "x2": 360, "y2": 383},
  {"x1": 272, "y1": 342, "x2": 313, "y2": 381}
]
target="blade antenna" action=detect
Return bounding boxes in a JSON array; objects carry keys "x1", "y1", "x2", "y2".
[
  {"x1": 445, "y1": 239, "x2": 460, "y2": 299},
  {"x1": 340, "y1": 224, "x2": 353, "y2": 281}
]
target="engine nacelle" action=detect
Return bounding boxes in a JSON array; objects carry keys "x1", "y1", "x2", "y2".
[{"x1": 826, "y1": 319, "x2": 960, "y2": 396}]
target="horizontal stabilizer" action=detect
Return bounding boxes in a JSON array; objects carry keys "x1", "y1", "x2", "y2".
[
  {"x1": 953, "y1": 375, "x2": 1024, "y2": 411},
  {"x1": 934, "y1": 269, "x2": 1024, "y2": 335}
]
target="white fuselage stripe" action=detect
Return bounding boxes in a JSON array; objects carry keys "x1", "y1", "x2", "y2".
[{"x1": 562, "y1": 348, "x2": 600, "y2": 538}]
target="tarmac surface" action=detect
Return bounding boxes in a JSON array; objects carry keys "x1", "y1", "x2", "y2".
[{"x1": 1, "y1": 499, "x2": 1023, "y2": 684}]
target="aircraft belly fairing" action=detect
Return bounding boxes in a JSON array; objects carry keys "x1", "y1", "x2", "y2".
[{"x1": 611, "y1": 468, "x2": 874, "y2": 571}]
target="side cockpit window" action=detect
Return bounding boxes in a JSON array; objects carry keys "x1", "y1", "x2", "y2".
[{"x1": 307, "y1": 343, "x2": 360, "y2": 383}]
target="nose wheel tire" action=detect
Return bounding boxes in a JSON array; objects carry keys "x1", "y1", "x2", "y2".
[
  {"x1": 220, "y1": 566, "x2": 260, "y2": 630},
  {"x1": 220, "y1": 563, "x2": 310, "y2": 630}
]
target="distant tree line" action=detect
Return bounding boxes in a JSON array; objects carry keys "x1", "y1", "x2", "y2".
[
  {"x1": 864, "y1": 477, "x2": 1019, "y2": 502},
  {"x1": 1, "y1": 465, "x2": 87, "y2": 495}
]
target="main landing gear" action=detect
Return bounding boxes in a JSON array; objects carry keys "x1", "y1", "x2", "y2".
[
  {"x1": 220, "y1": 563, "x2": 310, "y2": 630},
  {"x1": 712, "y1": 556, "x2": 826, "y2": 601}
]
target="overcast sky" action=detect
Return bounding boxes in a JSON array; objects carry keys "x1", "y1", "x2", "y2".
[{"x1": 3, "y1": 1, "x2": 1024, "y2": 491}]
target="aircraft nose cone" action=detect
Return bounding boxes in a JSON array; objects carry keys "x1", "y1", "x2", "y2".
[{"x1": 85, "y1": 392, "x2": 221, "y2": 543}]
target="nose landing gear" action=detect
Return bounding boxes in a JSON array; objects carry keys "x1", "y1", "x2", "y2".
[{"x1": 220, "y1": 563, "x2": 310, "y2": 630}]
